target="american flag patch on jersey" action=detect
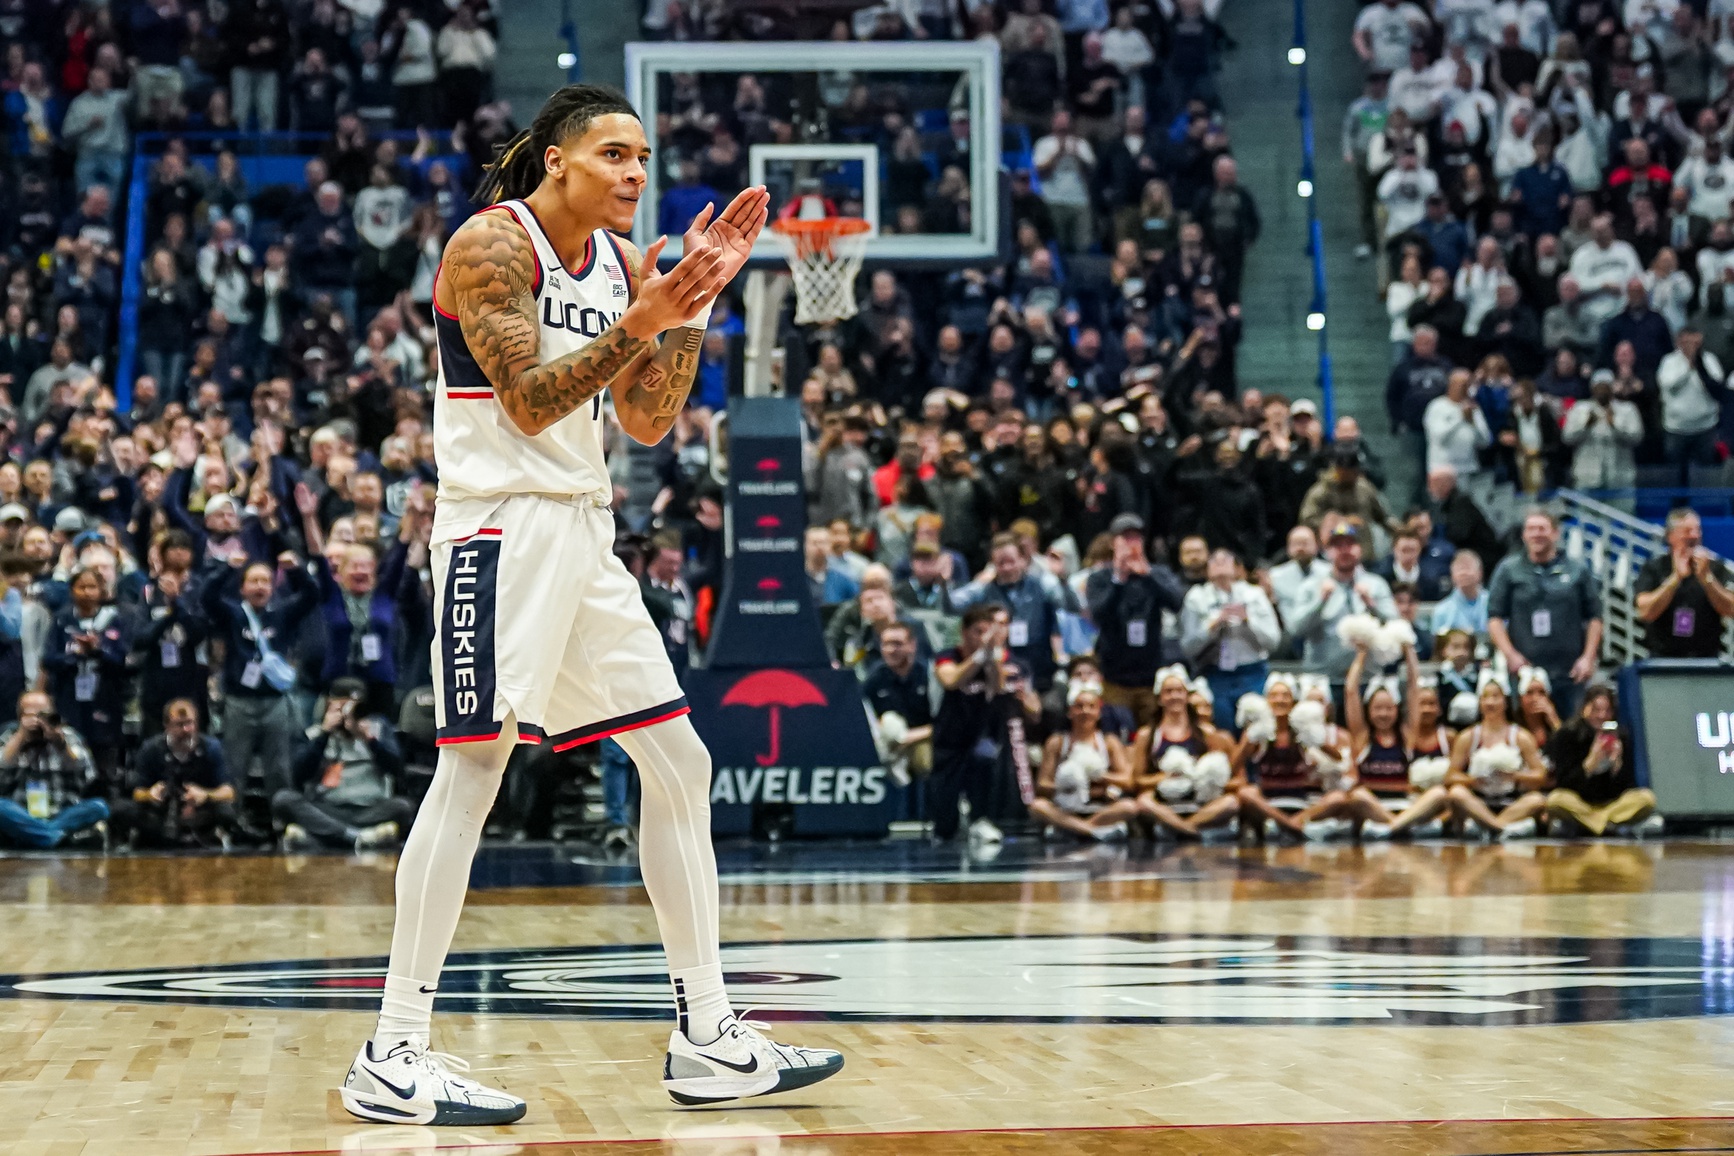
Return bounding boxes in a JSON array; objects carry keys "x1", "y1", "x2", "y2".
[{"x1": 605, "y1": 262, "x2": 624, "y2": 281}]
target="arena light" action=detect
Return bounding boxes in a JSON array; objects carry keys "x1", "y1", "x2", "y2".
[
  {"x1": 1307, "y1": 311, "x2": 1326, "y2": 330},
  {"x1": 1297, "y1": 179, "x2": 1313, "y2": 198},
  {"x1": 1288, "y1": 47, "x2": 1306, "y2": 65},
  {"x1": 557, "y1": 52, "x2": 578, "y2": 69}
]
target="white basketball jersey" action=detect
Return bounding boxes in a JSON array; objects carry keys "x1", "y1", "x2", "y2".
[{"x1": 432, "y1": 200, "x2": 633, "y2": 504}]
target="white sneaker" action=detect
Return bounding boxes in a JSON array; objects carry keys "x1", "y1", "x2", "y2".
[
  {"x1": 1093, "y1": 821, "x2": 1129, "y2": 842},
  {"x1": 355, "y1": 821, "x2": 400, "y2": 851},
  {"x1": 282, "y1": 823, "x2": 317, "y2": 853},
  {"x1": 968, "y1": 817, "x2": 1003, "y2": 844},
  {"x1": 1498, "y1": 817, "x2": 1537, "y2": 841},
  {"x1": 340, "y1": 1039, "x2": 526, "y2": 1126},
  {"x1": 663, "y1": 1016, "x2": 844, "y2": 1106},
  {"x1": 1360, "y1": 821, "x2": 1392, "y2": 841},
  {"x1": 1624, "y1": 813, "x2": 1665, "y2": 838},
  {"x1": 1303, "y1": 818, "x2": 1346, "y2": 842}
]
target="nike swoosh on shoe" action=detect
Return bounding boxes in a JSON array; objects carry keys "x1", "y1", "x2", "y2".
[{"x1": 371, "y1": 1071, "x2": 418, "y2": 1100}]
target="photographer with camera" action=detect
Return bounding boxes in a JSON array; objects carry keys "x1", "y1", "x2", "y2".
[
  {"x1": 0, "y1": 689, "x2": 106, "y2": 849},
  {"x1": 109, "y1": 699, "x2": 245, "y2": 849},
  {"x1": 273, "y1": 676, "x2": 411, "y2": 852}
]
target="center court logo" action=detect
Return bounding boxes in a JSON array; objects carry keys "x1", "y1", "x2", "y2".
[{"x1": 5, "y1": 934, "x2": 1729, "y2": 1026}]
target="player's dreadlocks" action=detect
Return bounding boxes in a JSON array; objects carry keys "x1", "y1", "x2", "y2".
[{"x1": 473, "y1": 83, "x2": 640, "y2": 205}]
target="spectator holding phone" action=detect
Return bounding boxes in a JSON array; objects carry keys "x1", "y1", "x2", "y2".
[
  {"x1": 41, "y1": 563, "x2": 131, "y2": 785},
  {"x1": 1543, "y1": 686, "x2": 1662, "y2": 837},
  {"x1": 1085, "y1": 514, "x2": 1184, "y2": 729}
]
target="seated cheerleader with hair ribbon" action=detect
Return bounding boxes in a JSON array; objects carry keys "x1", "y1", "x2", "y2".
[
  {"x1": 1129, "y1": 664, "x2": 1240, "y2": 839},
  {"x1": 1028, "y1": 679, "x2": 1143, "y2": 841},
  {"x1": 1382, "y1": 667, "x2": 1552, "y2": 840}
]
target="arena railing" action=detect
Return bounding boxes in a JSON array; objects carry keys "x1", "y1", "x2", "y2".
[
  {"x1": 115, "y1": 129, "x2": 462, "y2": 408},
  {"x1": 1290, "y1": 0, "x2": 1335, "y2": 426},
  {"x1": 1555, "y1": 488, "x2": 1734, "y2": 665}
]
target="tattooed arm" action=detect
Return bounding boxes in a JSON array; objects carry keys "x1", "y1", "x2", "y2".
[
  {"x1": 612, "y1": 235, "x2": 706, "y2": 445},
  {"x1": 441, "y1": 208, "x2": 728, "y2": 437},
  {"x1": 610, "y1": 187, "x2": 770, "y2": 445}
]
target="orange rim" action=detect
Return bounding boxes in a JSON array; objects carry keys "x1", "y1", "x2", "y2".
[{"x1": 772, "y1": 216, "x2": 872, "y2": 257}]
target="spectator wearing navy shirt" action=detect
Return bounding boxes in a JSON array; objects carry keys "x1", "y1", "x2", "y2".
[{"x1": 1508, "y1": 139, "x2": 1574, "y2": 239}]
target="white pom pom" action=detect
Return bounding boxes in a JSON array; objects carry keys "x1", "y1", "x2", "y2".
[
  {"x1": 1054, "y1": 760, "x2": 1091, "y2": 811},
  {"x1": 878, "y1": 711, "x2": 909, "y2": 747},
  {"x1": 1071, "y1": 742, "x2": 1110, "y2": 780},
  {"x1": 1447, "y1": 691, "x2": 1481, "y2": 727},
  {"x1": 1290, "y1": 700, "x2": 1329, "y2": 748},
  {"x1": 1157, "y1": 746, "x2": 1197, "y2": 777},
  {"x1": 1236, "y1": 694, "x2": 1276, "y2": 743},
  {"x1": 1408, "y1": 755, "x2": 1449, "y2": 790},
  {"x1": 1336, "y1": 612, "x2": 1381, "y2": 651},
  {"x1": 1308, "y1": 745, "x2": 1352, "y2": 791},
  {"x1": 1156, "y1": 776, "x2": 1194, "y2": 801},
  {"x1": 1190, "y1": 751, "x2": 1233, "y2": 802},
  {"x1": 1372, "y1": 618, "x2": 1417, "y2": 666},
  {"x1": 1468, "y1": 744, "x2": 1523, "y2": 791}
]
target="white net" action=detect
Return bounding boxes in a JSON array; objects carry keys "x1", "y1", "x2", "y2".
[{"x1": 773, "y1": 219, "x2": 871, "y2": 325}]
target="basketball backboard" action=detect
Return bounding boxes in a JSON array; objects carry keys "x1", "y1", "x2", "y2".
[{"x1": 622, "y1": 39, "x2": 1001, "y2": 267}]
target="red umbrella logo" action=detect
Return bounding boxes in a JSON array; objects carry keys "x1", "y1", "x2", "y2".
[{"x1": 721, "y1": 670, "x2": 827, "y2": 767}]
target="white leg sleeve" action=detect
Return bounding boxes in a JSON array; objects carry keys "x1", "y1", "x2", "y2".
[
  {"x1": 374, "y1": 726, "x2": 513, "y2": 1047},
  {"x1": 613, "y1": 716, "x2": 735, "y2": 1042}
]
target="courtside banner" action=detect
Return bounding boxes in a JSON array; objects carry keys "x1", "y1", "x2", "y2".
[
  {"x1": 686, "y1": 664, "x2": 903, "y2": 836},
  {"x1": 707, "y1": 397, "x2": 831, "y2": 670}
]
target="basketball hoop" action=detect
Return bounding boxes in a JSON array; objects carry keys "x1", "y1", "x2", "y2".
[{"x1": 770, "y1": 217, "x2": 872, "y2": 325}]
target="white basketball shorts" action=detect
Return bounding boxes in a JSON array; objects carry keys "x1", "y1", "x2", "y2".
[{"x1": 429, "y1": 492, "x2": 688, "y2": 750}]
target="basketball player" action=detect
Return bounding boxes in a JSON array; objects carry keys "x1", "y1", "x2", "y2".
[{"x1": 338, "y1": 84, "x2": 843, "y2": 1126}]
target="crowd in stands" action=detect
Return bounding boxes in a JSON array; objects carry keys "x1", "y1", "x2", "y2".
[
  {"x1": 1349, "y1": 0, "x2": 1734, "y2": 495},
  {"x1": 636, "y1": 1, "x2": 1679, "y2": 847},
  {"x1": 0, "y1": 0, "x2": 513, "y2": 854},
  {"x1": 0, "y1": 0, "x2": 1700, "y2": 855}
]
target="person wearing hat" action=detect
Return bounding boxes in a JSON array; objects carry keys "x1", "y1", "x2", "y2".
[
  {"x1": 1288, "y1": 524, "x2": 1399, "y2": 681},
  {"x1": 1297, "y1": 441, "x2": 1405, "y2": 539},
  {"x1": 1181, "y1": 546, "x2": 1281, "y2": 731},
  {"x1": 1084, "y1": 514, "x2": 1185, "y2": 729},
  {"x1": 1562, "y1": 367, "x2": 1643, "y2": 490}
]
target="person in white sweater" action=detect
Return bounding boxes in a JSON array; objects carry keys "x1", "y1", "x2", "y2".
[
  {"x1": 1424, "y1": 368, "x2": 1492, "y2": 476},
  {"x1": 1562, "y1": 370, "x2": 1645, "y2": 490},
  {"x1": 1656, "y1": 326, "x2": 1726, "y2": 479},
  {"x1": 1387, "y1": 252, "x2": 1424, "y2": 364},
  {"x1": 1567, "y1": 214, "x2": 1643, "y2": 325},
  {"x1": 1674, "y1": 135, "x2": 1734, "y2": 219},
  {"x1": 1455, "y1": 237, "x2": 1506, "y2": 333}
]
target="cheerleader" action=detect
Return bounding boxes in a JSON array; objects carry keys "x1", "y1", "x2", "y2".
[
  {"x1": 1029, "y1": 681, "x2": 1142, "y2": 840},
  {"x1": 1391, "y1": 671, "x2": 1548, "y2": 838},
  {"x1": 1233, "y1": 673, "x2": 1338, "y2": 839},
  {"x1": 1330, "y1": 642, "x2": 1419, "y2": 833},
  {"x1": 1131, "y1": 665, "x2": 1238, "y2": 838},
  {"x1": 1514, "y1": 666, "x2": 1562, "y2": 751}
]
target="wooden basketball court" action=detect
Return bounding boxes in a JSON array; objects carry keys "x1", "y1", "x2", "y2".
[{"x1": 5, "y1": 839, "x2": 1733, "y2": 1155}]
